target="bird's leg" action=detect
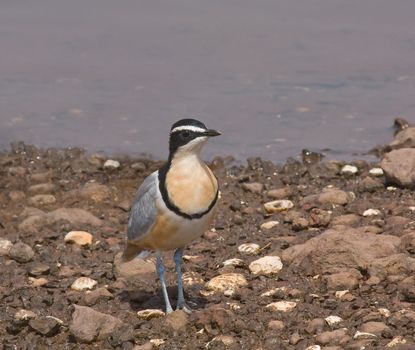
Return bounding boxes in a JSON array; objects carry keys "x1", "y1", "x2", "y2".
[
  {"x1": 174, "y1": 248, "x2": 192, "y2": 313},
  {"x1": 156, "y1": 252, "x2": 173, "y2": 314}
]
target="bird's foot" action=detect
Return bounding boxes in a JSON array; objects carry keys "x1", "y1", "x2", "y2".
[{"x1": 176, "y1": 301, "x2": 193, "y2": 314}]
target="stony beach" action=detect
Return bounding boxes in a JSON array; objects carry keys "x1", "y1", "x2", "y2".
[{"x1": 1, "y1": 128, "x2": 415, "y2": 349}]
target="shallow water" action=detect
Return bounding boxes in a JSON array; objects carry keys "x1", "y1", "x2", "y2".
[{"x1": 1, "y1": 0, "x2": 415, "y2": 162}]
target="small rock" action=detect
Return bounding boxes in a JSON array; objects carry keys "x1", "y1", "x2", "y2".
[
  {"x1": 316, "y1": 328, "x2": 350, "y2": 346},
  {"x1": 69, "y1": 305, "x2": 124, "y2": 343},
  {"x1": 113, "y1": 253, "x2": 156, "y2": 280},
  {"x1": 318, "y1": 188, "x2": 350, "y2": 205},
  {"x1": 378, "y1": 308, "x2": 391, "y2": 318},
  {"x1": 222, "y1": 258, "x2": 245, "y2": 268},
  {"x1": 341, "y1": 164, "x2": 358, "y2": 175},
  {"x1": 84, "y1": 287, "x2": 113, "y2": 306},
  {"x1": 267, "y1": 187, "x2": 292, "y2": 199},
  {"x1": 131, "y1": 162, "x2": 147, "y2": 171},
  {"x1": 28, "y1": 262, "x2": 50, "y2": 276},
  {"x1": 264, "y1": 200, "x2": 294, "y2": 213},
  {"x1": 78, "y1": 182, "x2": 111, "y2": 202},
  {"x1": 15, "y1": 309, "x2": 36, "y2": 321},
  {"x1": 28, "y1": 183, "x2": 56, "y2": 195},
  {"x1": 29, "y1": 317, "x2": 60, "y2": 336},
  {"x1": 28, "y1": 194, "x2": 56, "y2": 206},
  {"x1": 260, "y1": 221, "x2": 279, "y2": 230},
  {"x1": 0, "y1": 239, "x2": 13, "y2": 256},
  {"x1": 305, "y1": 346, "x2": 321, "y2": 350},
  {"x1": 325, "y1": 270, "x2": 361, "y2": 290},
  {"x1": 9, "y1": 242, "x2": 35, "y2": 263},
  {"x1": 249, "y1": 256, "x2": 283, "y2": 276},
  {"x1": 358, "y1": 177, "x2": 384, "y2": 193},
  {"x1": 267, "y1": 320, "x2": 285, "y2": 330},
  {"x1": 369, "y1": 168, "x2": 384, "y2": 176},
  {"x1": 8, "y1": 190, "x2": 25, "y2": 201},
  {"x1": 386, "y1": 336, "x2": 407, "y2": 347},
  {"x1": 238, "y1": 243, "x2": 260, "y2": 255},
  {"x1": 363, "y1": 208, "x2": 381, "y2": 217},
  {"x1": 306, "y1": 318, "x2": 325, "y2": 335},
  {"x1": 325, "y1": 315, "x2": 343, "y2": 327},
  {"x1": 182, "y1": 272, "x2": 204, "y2": 287},
  {"x1": 242, "y1": 182, "x2": 264, "y2": 193},
  {"x1": 29, "y1": 277, "x2": 49, "y2": 287},
  {"x1": 381, "y1": 148, "x2": 415, "y2": 188},
  {"x1": 71, "y1": 277, "x2": 98, "y2": 291},
  {"x1": 149, "y1": 339, "x2": 165, "y2": 347},
  {"x1": 64, "y1": 231, "x2": 93, "y2": 246},
  {"x1": 266, "y1": 301, "x2": 297, "y2": 312},
  {"x1": 331, "y1": 214, "x2": 360, "y2": 226},
  {"x1": 360, "y1": 321, "x2": 391, "y2": 337},
  {"x1": 206, "y1": 273, "x2": 248, "y2": 292},
  {"x1": 136, "y1": 309, "x2": 165, "y2": 320},
  {"x1": 209, "y1": 335, "x2": 236, "y2": 347},
  {"x1": 104, "y1": 159, "x2": 120, "y2": 169},
  {"x1": 353, "y1": 331, "x2": 377, "y2": 340}
]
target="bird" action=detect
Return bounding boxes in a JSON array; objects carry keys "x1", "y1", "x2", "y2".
[{"x1": 122, "y1": 118, "x2": 221, "y2": 314}]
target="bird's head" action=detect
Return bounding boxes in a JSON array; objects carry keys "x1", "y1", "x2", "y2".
[{"x1": 168, "y1": 118, "x2": 221, "y2": 159}]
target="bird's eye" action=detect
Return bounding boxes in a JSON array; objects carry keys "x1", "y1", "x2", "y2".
[{"x1": 181, "y1": 130, "x2": 190, "y2": 138}]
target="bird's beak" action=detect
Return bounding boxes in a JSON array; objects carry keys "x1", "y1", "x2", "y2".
[{"x1": 203, "y1": 129, "x2": 221, "y2": 137}]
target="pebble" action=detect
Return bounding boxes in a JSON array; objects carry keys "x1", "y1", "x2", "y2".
[
  {"x1": 386, "y1": 336, "x2": 407, "y2": 347},
  {"x1": 267, "y1": 320, "x2": 285, "y2": 330},
  {"x1": 325, "y1": 315, "x2": 343, "y2": 327},
  {"x1": 363, "y1": 208, "x2": 381, "y2": 217},
  {"x1": 182, "y1": 272, "x2": 204, "y2": 287},
  {"x1": 0, "y1": 239, "x2": 13, "y2": 256},
  {"x1": 267, "y1": 187, "x2": 292, "y2": 199},
  {"x1": 28, "y1": 262, "x2": 50, "y2": 276},
  {"x1": 28, "y1": 194, "x2": 56, "y2": 206},
  {"x1": 131, "y1": 161, "x2": 147, "y2": 171},
  {"x1": 360, "y1": 321, "x2": 391, "y2": 336},
  {"x1": 84, "y1": 287, "x2": 113, "y2": 306},
  {"x1": 29, "y1": 317, "x2": 60, "y2": 336},
  {"x1": 305, "y1": 346, "x2": 321, "y2": 350},
  {"x1": 369, "y1": 167, "x2": 384, "y2": 176},
  {"x1": 353, "y1": 331, "x2": 377, "y2": 340},
  {"x1": 136, "y1": 309, "x2": 165, "y2": 320},
  {"x1": 318, "y1": 188, "x2": 350, "y2": 205},
  {"x1": 238, "y1": 243, "x2": 260, "y2": 255},
  {"x1": 341, "y1": 164, "x2": 358, "y2": 175},
  {"x1": 260, "y1": 221, "x2": 279, "y2": 230},
  {"x1": 249, "y1": 256, "x2": 283, "y2": 275},
  {"x1": 104, "y1": 159, "x2": 120, "y2": 169},
  {"x1": 264, "y1": 200, "x2": 294, "y2": 213},
  {"x1": 206, "y1": 273, "x2": 248, "y2": 292},
  {"x1": 378, "y1": 308, "x2": 391, "y2": 318},
  {"x1": 241, "y1": 182, "x2": 264, "y2": 193},
  {"x1": 28, "y1": 183, "x2": 56, "y2": 195},
  {"x1": 9, "y1": 242, "x2": 35, "y2": 263},
  {"x1": 266, "y1": 301, "x2": 297, "y2": 312},
  {"x1": 149, "y1": 339, "x2": 165, "y2": 347},
  {"x1": 71, "y1": 277, "x2": 98, "y2": 291},
  {"x1": 261, "y1": 286, "x2": 287, "y2": 297},
  {"x1": 15, "y1": 309, "x2": 36, "y2": 321},
  {"x1": 29, "y1": 277, "x2": 49, "y2": 287},
  {"x1": 222, "y1": 258, "x2": 245, "y2": 268},
  {"x1": 64, "y1": 231, "x2": 93, "y2": 246},
  {"x1": 315, "y1": 328, "x2": 350, "y2": 346}
]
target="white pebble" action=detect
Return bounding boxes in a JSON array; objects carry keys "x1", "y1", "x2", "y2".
[
  {"x1": 369, "y1": 168, "x2": 384, "y2": 176},
  {"x1": 335, "y1": 290, "x2": 350, "y2": 298},
  {"x1": 341, "y1": 164, "x2": 358, "y2": 174},
  {"x1": 206, "y1": 273, "x2": 248, "y2": 292},
  {"x1": 260, "y1": 221, "x2": 279, "y2": 230},
  {"x1": 222, "y1": 258, "x2": 245, "y2": 268},
  {"x1": 15, "y1": 309, "x2": 36, "y2": 321},
  {"x1": 325, "y1": 315, "x2": 343, "y2": 326},
  {"x1": 238, "y1": 243, "x2": 260, "y2": 255},
  {"x1": 305, "y1": 346, "x2": 321, "y2": 350},
  {"x1": 71, "y1": 277, "x2": 97, "y2": 291},
  {"x1": 386, "y1": 336, "x2": 407, "y2": 347},
  {"x1": 363, "y1": 209, "x2": 381, "y2": 217},
  {"x1": 266, "y1": 301, "x2": 297, "y2": 312},
  {"x1": 137, "y1": 309, "x2": 165, "y2": 320},
  {"x1": 0, "y1": 239, "x2": 13, "y2": 256},
  {"x1": 264, "y1": 200, "x2": 294, "y2": 213},
  {"x1": 150, "y1": 339, "x2": 165, "y2": 346},
  {"x1": 103, "y1": 159, "x2": 120, "y2": 168},
  {"x1": 353, "y1": 331, "x2": 377, "y2": 340},
  {"x1": 378, "y1": 308, "x2": 391, "y2": 318},
  {"x1": 64, "y1": 231, "x2": 93, "y2": 246},
  {"x1": 249, "y1": 256, "x2": 283, "y2": 276},
  {"x1": 387, "y1": 186, "x2": 397, "y2": 191},
  {"x1": 261, "y1": 286, "x2": 287, "y2": 297}
]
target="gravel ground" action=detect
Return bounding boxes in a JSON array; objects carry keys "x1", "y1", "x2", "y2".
[{"x1": 0, "y1": 142, "x2": 414, "y2": 350}]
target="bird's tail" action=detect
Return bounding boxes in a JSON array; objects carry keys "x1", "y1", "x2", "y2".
[{"x1": 121, "y1": 241, "x2": 150, "y2": 262}]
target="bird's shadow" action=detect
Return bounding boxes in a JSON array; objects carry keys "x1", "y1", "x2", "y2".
[{"x1": 119, "y1": 285, "x2": 208, "y2": 312}]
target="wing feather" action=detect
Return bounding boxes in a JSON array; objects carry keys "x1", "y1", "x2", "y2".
[{"x1": 127, "y1": 171, "x2": 158, "y2": 241}]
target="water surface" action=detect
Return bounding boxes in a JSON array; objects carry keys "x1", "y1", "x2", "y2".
[{"x1": 1, "y1": 0, "x2": 415, "y2": 162}]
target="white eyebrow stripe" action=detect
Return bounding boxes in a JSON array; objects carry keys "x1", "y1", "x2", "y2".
[{"x1": 170, "y1": 125, "x2": 206, "y2": 134}]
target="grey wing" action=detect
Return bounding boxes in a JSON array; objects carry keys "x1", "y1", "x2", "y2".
[{"x1": 127, "y1": 171, "x2": 159, "y2": 241}]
